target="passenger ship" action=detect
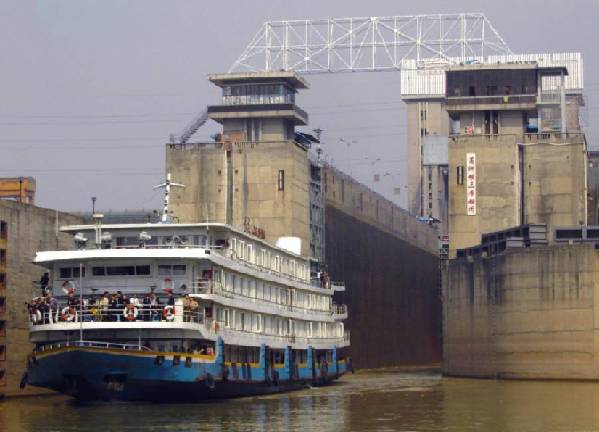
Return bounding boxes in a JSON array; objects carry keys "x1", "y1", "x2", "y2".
[{"x1": 24, "y1": 219, "x2": 350, "y2": 401}]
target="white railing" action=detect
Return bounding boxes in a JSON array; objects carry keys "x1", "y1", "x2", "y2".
[
  {"x1": 36, "y1": 340, "x2": 152, "y2": 352},
  {"x1": 206, "y1": 282, "x2": 332, "y2": 315},
  {"x1": 29, "y1": 306, "x2": 204, "y2": 326},
  {"x1": 332, "y1": 304, "x2": 348, "y2": 316},
  {"x1": 330, "y1": 281, "x2": 346, "y2": 291},
  {"x1": 220, "y1": 248, "x2": 311, "y2": 285}
]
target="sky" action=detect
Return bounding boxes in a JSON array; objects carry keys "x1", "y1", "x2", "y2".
[{"x1": 1, "y1": 0, "x2": 598, "y2": 213}]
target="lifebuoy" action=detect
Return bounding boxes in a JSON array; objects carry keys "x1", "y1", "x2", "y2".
[
  {"x1": 61, "y1": 306, "x2": 77, "y2": 322},
  {"x1": 163, "y1": 305, "x2": 175, "y2": 321},
  {"x1": 30, "y1": 309, "x2": 42, "y2": 324},
  {"x1": 162, "y1": 277, "x2": 173, "y2": 291},
  {"x1": 61, "y1": 280, "x2": 76, "y2": 295},
  {"x1": 123, "y1": 305, "x2": 138, "y2": 321}
]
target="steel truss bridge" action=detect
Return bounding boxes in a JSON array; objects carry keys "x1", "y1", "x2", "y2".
[
  {"x1": 173, "y1": 13, "x2": 513, "y2": 142},
  {"x1": 229, "y1": 13, "x2": 512, "y2": 73}
]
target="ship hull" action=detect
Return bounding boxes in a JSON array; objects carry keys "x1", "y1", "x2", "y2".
[{"x1": 26, "y1": 346, "x2": 348, "y2": 402}]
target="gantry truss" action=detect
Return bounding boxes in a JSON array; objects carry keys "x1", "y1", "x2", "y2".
[{"x1": 230, "y1": 13, "x2": 513, "y2": 73}]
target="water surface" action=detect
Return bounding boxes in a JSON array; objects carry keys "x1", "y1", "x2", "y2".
[{"x1": 2, "y1": 368, "x2": 599, "y2": 431}]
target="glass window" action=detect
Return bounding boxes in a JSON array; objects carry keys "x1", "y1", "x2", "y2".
[
  {"x1": 158, "y1": 265, "x2": 171, "y2": 275},
  {"x1": 59, "y1": 267, "x2": 85, "y2": 279},
  {"x1": 136, "y1": 265, "x2": 151, "y2": 275},
  {"x1": 106, "y1": 266, "x2": 135, "y2": 276},
  {"x1": 223, "y1": 308, "x2": 230, "y2": 327},
  {"x1": 92, "y1": 267, "x2": 105, "y2": 276},
  {"x1": 72, "y1": 267, "x2": 85, "y2": 278},
  {"x1": 115, "y1": 237, "x2": 138, "y2": 248},
  {"x1": 173, "y1": 265, "x2": 186, "y2": 275},
  {"x1": 145, "y1": 236, "x2": 159, "y2": 248}
]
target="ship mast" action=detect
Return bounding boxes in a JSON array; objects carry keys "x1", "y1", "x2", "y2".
[{"x1": 153, "y1": 173, "x2": 185, "y2": 223}]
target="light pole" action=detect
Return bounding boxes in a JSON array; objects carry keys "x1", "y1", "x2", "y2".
[{"x1": 91, "y1": 197, "x2": 96, "y2": 214}]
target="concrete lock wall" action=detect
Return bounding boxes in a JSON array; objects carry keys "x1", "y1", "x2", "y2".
[
  {"x1": 324, "y1": 166, "x2": 441, "y2": 368},
  {"x1": 326, "y1": 206, "x2": 441, "y2": 368},
  {"x1": 324, "y1": 166, "x2": 439, "y2": 254},
  {"x1": 443, "y1": 245, "x2": 599, "y2": 379},
  {"x1": 0, "y1": 201, "x2": 83, "y2": 397}
]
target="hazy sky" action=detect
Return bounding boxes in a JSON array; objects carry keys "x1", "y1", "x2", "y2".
[{"x1": 1, "y1": 0, "x2": 598, "y2": 212}]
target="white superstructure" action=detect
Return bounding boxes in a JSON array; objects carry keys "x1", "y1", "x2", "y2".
[{"x1": 30, "y1": 222, "x2": 348, "y2": 353}]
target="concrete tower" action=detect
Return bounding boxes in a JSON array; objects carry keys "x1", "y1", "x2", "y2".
[{"x1": 166, "y1": 72, "x2": 314, "y2": 257}]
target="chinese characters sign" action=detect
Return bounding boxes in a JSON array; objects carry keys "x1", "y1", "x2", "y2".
[{"x1": 466, "y1": 153, "x2": 476, "y2": 216}]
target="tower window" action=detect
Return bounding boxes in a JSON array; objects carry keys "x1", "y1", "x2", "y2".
[
  {"x1": 278, "y1": 170, "x2": 285, "y2": 191},
  {"x1": 457, "y1": 166, "x2": 464, "y2": 185}
]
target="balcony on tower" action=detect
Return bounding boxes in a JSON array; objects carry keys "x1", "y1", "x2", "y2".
[
  {"x1": 445, "y1": 63, "x2": 579, "y2": 134},
  {"x1": 207, "y1": 72, "x2": 309, "y2": 143}
]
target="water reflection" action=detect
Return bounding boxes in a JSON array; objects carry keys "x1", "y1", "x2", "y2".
[{"x1": 2, "y1": 369, "x2": 599, "y2": 431}]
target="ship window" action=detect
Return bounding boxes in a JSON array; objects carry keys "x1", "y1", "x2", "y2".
[
  {"x1": 92, "y1": 267, "x2": 105, "y2": 276},
  {"x1": 107, "y1": 266, "x2": 135, "y2": 276},
  {"x1": 59, "y1": 267, "x2": 85, "y2": 279},
  {"x1": 158, "y1": 265, "x2": 170, "y2": 276},
  {"x1": 193, "y1": 235, "x2": 207, "y2": 246},
  {"x1": 116, "y1": 236, "x2": 138, "y2": 248},
  {"x1": 92, "y1": 265, "x2": 150, "y2": 277},
  {"x1": 173, "y1": 265, "x2": 186, "y2": 275},
  {"x1": 158, "y1": 265, "x2": 187, "y2": 276},
  {"x1": 136, "y1": 265, "x2": 151, "y2": 275},
  {"x1": 223, "y1": 308, "x2": 230, "y2": 327},
  {"x1": 274, "y1": 256, "x2": 280, "y2": 272}
]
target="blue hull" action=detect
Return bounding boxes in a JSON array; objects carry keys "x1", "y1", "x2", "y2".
[{"x1": 26, "y1": 342, "x2": 348, "y2": 401}]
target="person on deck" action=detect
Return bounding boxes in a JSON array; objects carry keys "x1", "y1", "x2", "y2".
[
  {"x1": 149, "y1": 293, "x2": 161, "y2": 321},
  {"x1": 39, "y1": 272, "x2": 50, "y2": 296},
  {"x1": 99, "y1": 292, "x2": 109, "y2": 322},
  {"x1": 166, "y1": 290, "x2": 175, "y2": 306},
  {"x1": 142, "y1": 293, "x2": 151, "y2": 321}
]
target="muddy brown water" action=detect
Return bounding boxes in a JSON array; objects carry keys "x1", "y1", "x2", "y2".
[{"x1": 1, "y1": 368, "x2": 599, "y2": 431}]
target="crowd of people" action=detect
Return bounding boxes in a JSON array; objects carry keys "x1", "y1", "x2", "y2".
[{"x1": 26, "y1": 288, "x2": 202, "y2": 324}]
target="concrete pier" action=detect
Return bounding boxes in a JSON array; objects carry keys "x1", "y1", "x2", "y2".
[{"x1": 444, "y1": 244, "x2": 599, "y2": 379}]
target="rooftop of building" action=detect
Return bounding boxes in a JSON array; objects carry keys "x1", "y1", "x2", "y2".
[{"x1": 208, "y1": 71, "x2": 309, "y2": 89}]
